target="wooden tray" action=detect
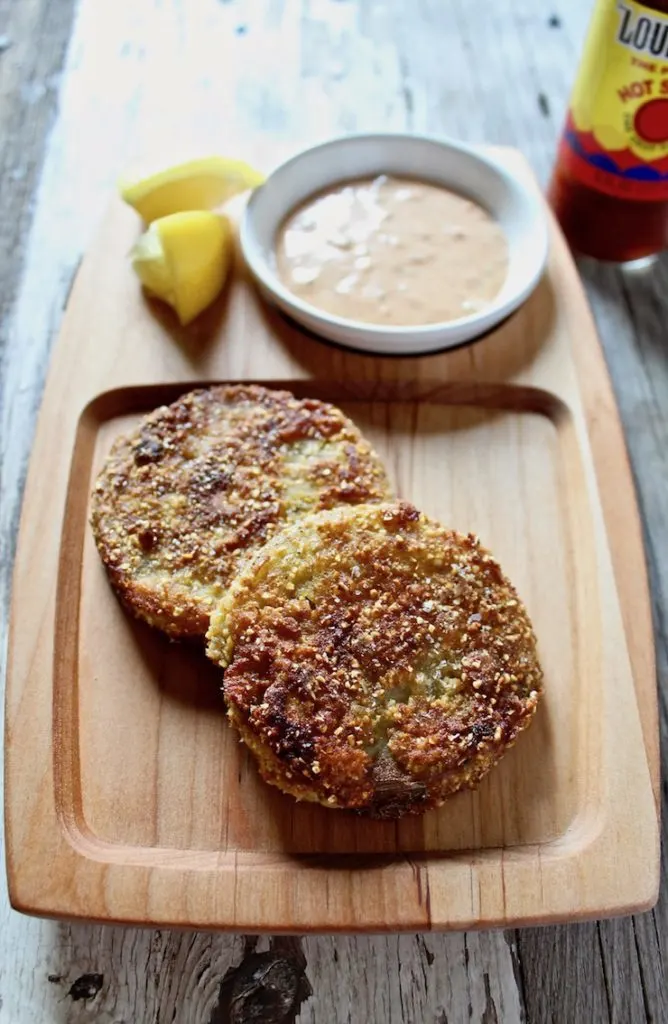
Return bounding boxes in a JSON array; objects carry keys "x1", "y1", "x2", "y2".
[{"x1": 5, "y1": 149, "x2": 659, "y2": 932}]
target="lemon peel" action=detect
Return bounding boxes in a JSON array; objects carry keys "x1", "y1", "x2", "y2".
[
  {"x1": 119, "y1": 156, "x2": 264, "y2": 223},
  {"x1": 131, "y1": 211, "x2": 232, "y2": 325}
]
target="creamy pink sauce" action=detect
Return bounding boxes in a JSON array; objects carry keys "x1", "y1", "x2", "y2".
[{"x1": 275, "y1": 175, "x2": 508, "y2": 326}]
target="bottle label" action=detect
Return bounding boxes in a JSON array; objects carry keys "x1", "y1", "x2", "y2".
[{"x1": 559, "y1": 0, "x2": 668, "y2": 200}]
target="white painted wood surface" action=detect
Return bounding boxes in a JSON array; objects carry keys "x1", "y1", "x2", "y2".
[{"x1": 1, "y1": 1, "x2": 665, "y2": 1021}]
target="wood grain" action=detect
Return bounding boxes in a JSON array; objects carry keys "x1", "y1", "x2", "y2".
[
  {"x1": 4, "y1": 147, "x2": 658, "y2": 933},
  {"x1": 0, "y1": 0, "x2": 75, "y2": 344},
  {"x1": 0, "y1": 0, "x2": 76, "y2": 608},
  {"x1": 77, "y1": 398, "x2": 572, "y2": 858},
  {"x1": 0, "y1": 0, "x2": 665, "y2": 1020}
]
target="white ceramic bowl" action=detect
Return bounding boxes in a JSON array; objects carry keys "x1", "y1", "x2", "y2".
[{"x1": 240, "y1": 134, "x2": 549, "y2": 356}]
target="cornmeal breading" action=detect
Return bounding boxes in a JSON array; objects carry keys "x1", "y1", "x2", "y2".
[
  {"x1": 207, "y1": 501, "x2": 543, "y2": 818},
  {"x1": 91, "y1": 385, "x2": 392, "y2": 639}
]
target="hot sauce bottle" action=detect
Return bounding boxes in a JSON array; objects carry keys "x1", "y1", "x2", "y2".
[{"x1": 549, "y1": 0, "x2": 668, "y2": 262}]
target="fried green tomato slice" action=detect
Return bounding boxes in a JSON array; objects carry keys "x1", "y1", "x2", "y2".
[
  {"x1": 90, "y1": 385, "x2": 392, "y2": 639},
  {"x1": 207, "y1": 501, "x2": 543, "y2": 818}
]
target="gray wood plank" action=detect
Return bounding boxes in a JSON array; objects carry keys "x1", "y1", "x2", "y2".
[
  {"x1": 0, "y1": 0, "x2": 76, "y2": 335},
  {"x1": 518, "y1": 924, "x2": 611, "y2": 1024},
  {"x1": 0, "y1": 0, "x2": 77, "y2": 610},
  {"x1": 579, "y1": 255, "x2": 668, "y2": 1024},
  {"x1": 0, "y1": 1, "x2": 665, "y2": 1022}
]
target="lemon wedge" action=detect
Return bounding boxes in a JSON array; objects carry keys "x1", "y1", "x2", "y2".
[
  {"x1": 131, "y1": 211, "x2": 232, "y2": 325},
  {"x1": 119, "y1": 156, "x2": 264, "y2": 223}
]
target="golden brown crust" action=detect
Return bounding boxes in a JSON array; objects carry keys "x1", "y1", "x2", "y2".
[
  {"x1": 90, "y1": 385, "x2": 392, "y2": 639},
  {"x1": 207, "y1": 501, "x2": 543, "y2": 818}
]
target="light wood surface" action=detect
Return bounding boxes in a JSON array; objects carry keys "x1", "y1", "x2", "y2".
[
  {"x1": 0, "y1": 0, "x2": 666, "y2": 1020},
  {"x1": 5, "y1": 147, "x2": 658, "y2": 934}
]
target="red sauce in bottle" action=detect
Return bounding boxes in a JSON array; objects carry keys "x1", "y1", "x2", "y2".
[{"x1": 549, "y1": 0, "x2": 668, "y2": 261}]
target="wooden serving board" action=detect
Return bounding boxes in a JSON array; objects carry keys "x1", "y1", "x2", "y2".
[{"x1": 5, "y1": 149, "x2": 659, "y2": 932}]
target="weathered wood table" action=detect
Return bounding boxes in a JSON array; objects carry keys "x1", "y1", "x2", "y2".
[{"x1": 0, "y1": 1, "x2": 665, "y2": 1021}]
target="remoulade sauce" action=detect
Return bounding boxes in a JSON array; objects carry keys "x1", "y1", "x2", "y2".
[{"x1": 275, "y1": 175, "x2": 508, "y2": 326}]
